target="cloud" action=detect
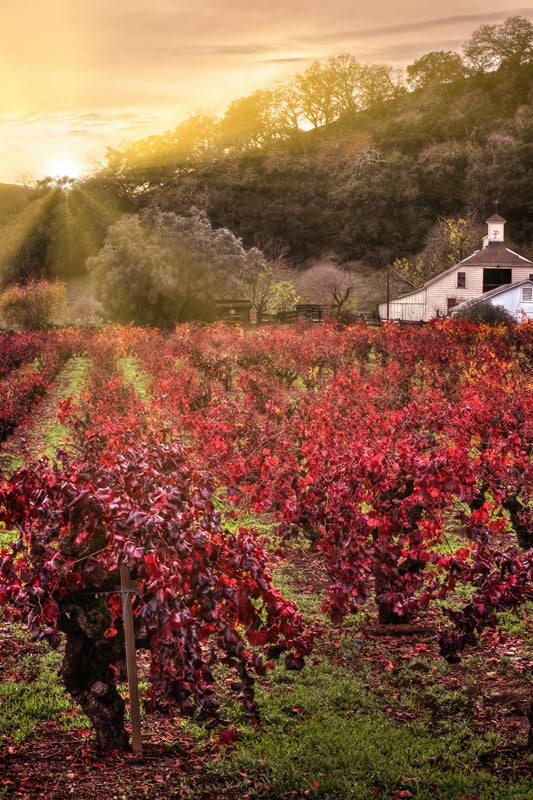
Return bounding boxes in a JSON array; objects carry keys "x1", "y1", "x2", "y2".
[
  {"x1": 295, "y1": 7, "x2": 533, "y2": 46},
  {"x1": 93, "y1": 5, "x2": 533, "y2": 75},
  {"x1": 0, "y1": 110, "x2": 160, "y2": 131},
  {"x1": 368, "y1": 39, "x2": 466, "y2": 63},
  {"x1": 256, "y1": 57, "x2": 310, "y2": 65},
  {"x1": 163, "y1": 43, "x2": 286, "y2": 58}
]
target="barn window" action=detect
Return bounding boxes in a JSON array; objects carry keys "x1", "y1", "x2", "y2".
[
  {"x1": 457, "y1": 272, "x2": 466, "y2": 288},
  {"x1": 522, "y1": 287, "x2": 533, "y2": 302}
]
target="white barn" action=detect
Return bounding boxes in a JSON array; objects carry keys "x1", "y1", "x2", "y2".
[
  {"x1": 450, "y1": 279, "x2": 533, "y2": 321},
  {"x1": 379, "y1": 215, "x2": 533, "y2": 322}
]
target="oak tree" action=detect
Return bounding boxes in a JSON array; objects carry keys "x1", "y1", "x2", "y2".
[{"x1": 86, "y1": 209, "x2": 257, "y2": 327}]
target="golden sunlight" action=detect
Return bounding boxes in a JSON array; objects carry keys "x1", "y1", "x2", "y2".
[{"x1": 44, "y1": 156, "x2": 84, "y2": 180}]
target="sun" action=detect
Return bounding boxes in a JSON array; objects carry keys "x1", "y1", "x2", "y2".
[{"x1": 45, "y1": 156, "x2": 84, "y2": 180}]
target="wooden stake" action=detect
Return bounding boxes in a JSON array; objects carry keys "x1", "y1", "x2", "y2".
[
  {"x1": 120, "y1": 565, "x2": 143, "y2": 754},
  {"x1": 386, "y1": 264, "x2": 390, "y2": 322}
]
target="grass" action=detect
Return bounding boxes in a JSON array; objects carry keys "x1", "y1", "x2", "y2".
[
  {"x1": 116, "y1": 355, "x2": 152, "y2": 401},
  {"x1": 38, "y1": 355, "x2": 90, "y2": 458},
  {"x1": 207, "y1": 657, "x2": 532, "y2": 800},
  {"x1": 220, "y1": 505, "x2": 288, "y2": 550},
  {"x1": 0, "y1": 630, "x2": 90, "y2": 745},
  {"x1": 497, "y1": 607, "x2": 532, "y2": 638},
  {"x1": 0, "y1": 355, "x2": 90, "y2": 477},
  {"x1": 198, "y1": 537, "x2": 533, "y2": 799},
  {"x1": 5, "y1": 623, "x2": 532, "y2": 800},
  {"x1": 0, "y1": 453, "x2": 24, "y2": 474},
  {"x1": 0, "y1": 523, "x2": 15, "y2": 548}
]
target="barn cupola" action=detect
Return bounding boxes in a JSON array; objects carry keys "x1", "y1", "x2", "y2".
[{"x1": 483, "y1": 213, "x2": 506, "y2": 247}]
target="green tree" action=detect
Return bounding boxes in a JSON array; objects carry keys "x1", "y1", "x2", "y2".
[
  {"x1": 323, "y1": 53, "x2": 362, "y2": 115},
  {"x1": 463, "y1": 15, "x2": 533, "y2": 71},
  {"x1": 272, "y1": 79, "x2": 304, "y2": 139},
  {"x1": 171, "y1": 112, "x2": 219, "y2": 157},
  {"x1": 86, "y1": 209, "x2": 256, "y2": 327},
  {"x1": 268, "y1": 280, "x2": 300, "y2": 315},
  {"x1": 406, "y1": 50, "x2": 465, "y2": 89},
  {"x1": 393, "y1": 212, "x2": 482, "y2": 287},
  {"x1": 334, "y1": 149, "x2": 427, "y2": 264},
  {"x1": 296, "y1": 60, "x2": 339, "y2": 128},
  {"x1": 101, "y1": 113, "x2": 219, "y2": 196},
  {"x1": 240, "y1": 247, "x2": 298, "y2": 321},
  {"x1": 218, "y1": 90, "x2": 278, "y2": 151},
  {"x1": 358, "y1": 63, "x2": 405, "y2": 108}
]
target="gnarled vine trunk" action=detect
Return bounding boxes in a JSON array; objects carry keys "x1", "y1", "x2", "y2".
[{"x1": 59, "y1": 604, "x2": 129, "y2": 751}]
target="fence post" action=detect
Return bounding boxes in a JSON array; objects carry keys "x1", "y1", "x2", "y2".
[{"x1": 120, "y1": 565, "x2": 143, "y2": 754}]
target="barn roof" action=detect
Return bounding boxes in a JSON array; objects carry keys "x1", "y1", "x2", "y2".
[
  {"x1": 407, "y1": 242, "x2": 532, "y2": 295},
  {"x1": 459, "y1": 241, "x2": 533, "y2": 267}
]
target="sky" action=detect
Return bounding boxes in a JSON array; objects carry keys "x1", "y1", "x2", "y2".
[{"x1": 1, "y1": 1, "x2": 533, "y2": 184}]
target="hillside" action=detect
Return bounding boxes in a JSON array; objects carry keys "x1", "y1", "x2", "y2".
[
  {"x1": 0, "y1": 181, "x2": 127, "y2": 290},
  {"x1": 2, "y1": 55, "x2": 533, "y2": 317},
  {"x1": 86, "y1": 62, "x2": 533, "y2": 270}
]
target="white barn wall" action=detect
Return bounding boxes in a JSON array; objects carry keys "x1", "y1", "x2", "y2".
[
  {"x1": 429, "y1": 264, "x2": 533, "y2": 320},
  {"x1": 491, "y1": 283, "x2": 527, "y2": 318},
  {"x1": 382, "y1": 285, "x2": 426, "y2": 321},
  {"x1": 425, "y1": 265, "x2": 483, "y2": 320},
  {"x1": 379, "y1": 264, "x2": 533, "y2": 322}
]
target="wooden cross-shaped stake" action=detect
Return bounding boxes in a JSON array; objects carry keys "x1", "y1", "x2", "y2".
[{"x1": 120, "y1": 565, "x2": 143, "y2": 754}]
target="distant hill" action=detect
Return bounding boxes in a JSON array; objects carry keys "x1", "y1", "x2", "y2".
[
  {"x1": 0, "y1": 182, "x2": 126, "y2": 289},
  {"x1": 84, "y1": 62, "x2": 533, "y2": 274},
  {"x1": 2, "y1": 52, "x2": 533, "y2": 318}
]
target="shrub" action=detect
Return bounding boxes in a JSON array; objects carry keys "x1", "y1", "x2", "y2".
[
  {"x1": 452, "y1": 301, "x2": 514, "y2": 326},
  {"x1": 0, "y1": 280, "x2": 67, "y2": 330},
  {"x1": 67, "y1": 293, "x2": 106, "y2": 329}
]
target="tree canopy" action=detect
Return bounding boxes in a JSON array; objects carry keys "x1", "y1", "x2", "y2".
[
  {"x1": 86, "y1": 210, "x2": 264, "y2": 327},
  {"x1": 463, "y1": 15, "x2": 533, "y2": 71},
  {"x1": 406, "y1": 51, "x2": 465, "y2": 89},
  {"x1": 392, "y1": 213, "x2": 483, "y2": 289}
]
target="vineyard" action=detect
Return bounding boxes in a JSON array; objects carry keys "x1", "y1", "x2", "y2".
[{"x1": 2, "y1": 318, "x2": 533, "y2": 799}]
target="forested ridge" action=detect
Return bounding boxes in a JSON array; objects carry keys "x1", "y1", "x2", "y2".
[
  {"x1": 97, "y1": 67, "x2": 533, "y2": 268},
  {"x1": 3, "y1": 15, "x2": 533, "y2": 313}
]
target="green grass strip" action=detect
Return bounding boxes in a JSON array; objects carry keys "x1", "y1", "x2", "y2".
[{"x1": 209, "y1": 658, "x2": 533, "y2": 799}]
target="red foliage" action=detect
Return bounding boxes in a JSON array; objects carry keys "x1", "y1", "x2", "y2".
[
  {"x1": 127, "y1": 320, "x2": 533, "y2": 638},
  {"x1": 0, "y1": 353, "x2": 313, "y2": 745},
  {"x1": 0, "y1": 330, "x2": 83, "y2": 440},
  {"x1": 3, "y1": 318, "x2": 533, "y2": 744}
]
